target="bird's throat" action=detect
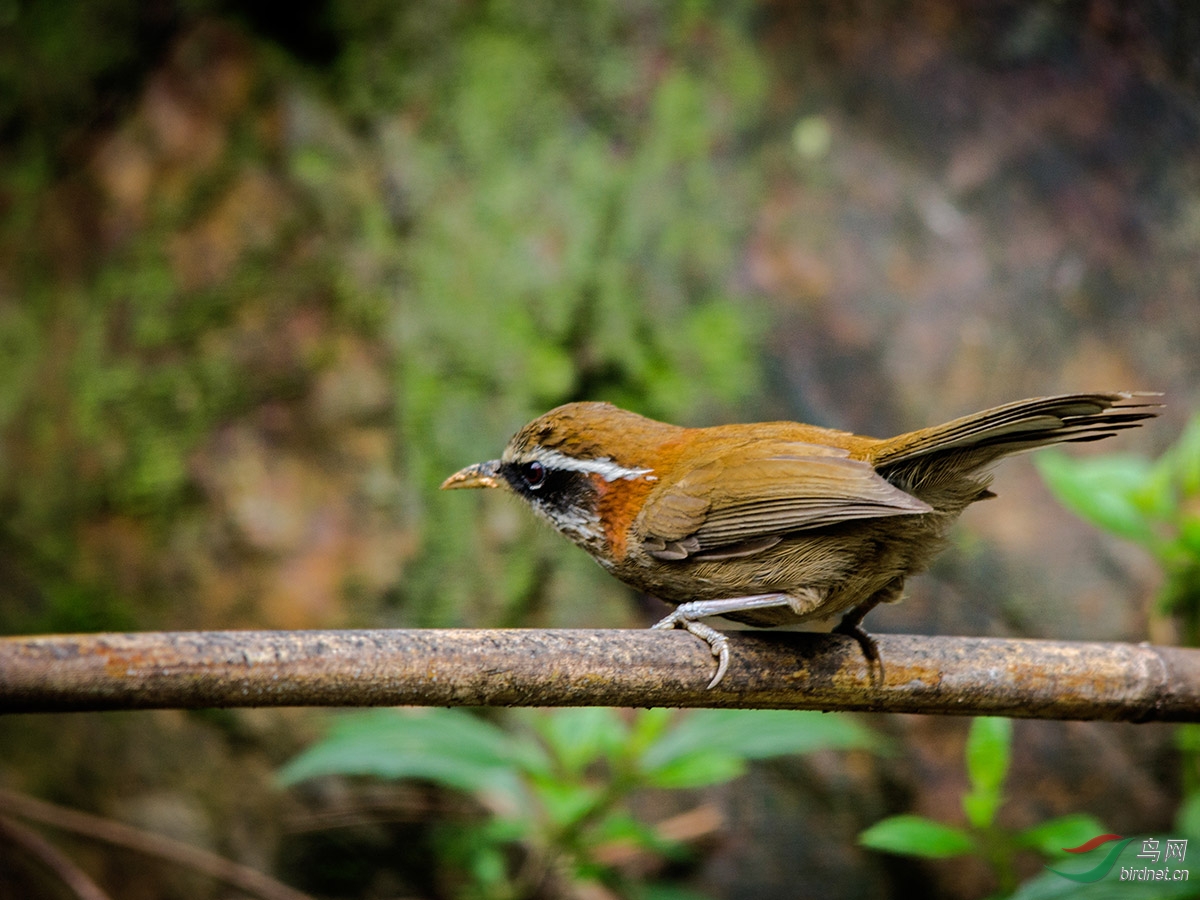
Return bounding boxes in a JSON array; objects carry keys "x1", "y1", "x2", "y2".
[{"x1": 593, "y1": 473, "x2": 657, "y2": 563}]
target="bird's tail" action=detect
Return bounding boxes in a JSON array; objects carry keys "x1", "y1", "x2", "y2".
[{"x1": 873, "y1": 392, "x2": 1159, "y2": 490}]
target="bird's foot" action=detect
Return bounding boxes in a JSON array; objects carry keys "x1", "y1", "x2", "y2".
[
  {"x1": 832, "y1": 615, "x2": 884, "y2": 686},
  {"x1": 652, "y1": 610, "x2": 730, "y2": 689}
]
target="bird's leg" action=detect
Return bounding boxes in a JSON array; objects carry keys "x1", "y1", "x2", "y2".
[
  {"x1": 652, "y1": 593, "x2": 817, "y2": 689},
  {"x1": 832, "y1": 579, "x2": 903, "y2": 686},
  {"x1": 655, "y1": 617, "x2": 731, "y2": 690}
]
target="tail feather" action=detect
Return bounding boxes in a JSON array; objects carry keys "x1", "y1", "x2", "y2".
[{"x1": 874, "y1": 392, "x2": 1160, "y2": 476}]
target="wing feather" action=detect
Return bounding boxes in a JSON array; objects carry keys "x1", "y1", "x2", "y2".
[{"x1": 637, "y1": 440, "x2": 931, "y2": 561}]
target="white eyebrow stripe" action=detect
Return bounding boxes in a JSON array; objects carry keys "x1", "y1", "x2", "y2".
[{"x1": 530, "y1": 448, "x2": 653, "y2": 482}]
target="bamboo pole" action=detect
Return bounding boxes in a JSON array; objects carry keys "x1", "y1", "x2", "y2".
[{"x1": 2, "y1": 629, "x2": 1199, "y2": 721}]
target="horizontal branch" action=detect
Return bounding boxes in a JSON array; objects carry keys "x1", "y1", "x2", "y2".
[{"x1": 3, "y1": 628, "x2": 1199, "y2": 721}]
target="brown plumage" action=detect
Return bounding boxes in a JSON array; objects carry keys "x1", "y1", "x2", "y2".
[{"x1": 443, "y1": 392, "x2": 1158, "y2": 687}]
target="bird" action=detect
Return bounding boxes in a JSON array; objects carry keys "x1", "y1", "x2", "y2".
[{"x1": 442, "y1": 392, "x2": 1158, "y2": 688}]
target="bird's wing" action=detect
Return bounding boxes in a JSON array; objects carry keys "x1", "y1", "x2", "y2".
[{"x1": 636, "y1": 441, "x2": 931, "y2": 561}]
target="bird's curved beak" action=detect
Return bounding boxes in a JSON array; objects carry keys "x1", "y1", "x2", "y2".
[{"x1": 441, "y1": 459, "x2": 503, "y2": 490}]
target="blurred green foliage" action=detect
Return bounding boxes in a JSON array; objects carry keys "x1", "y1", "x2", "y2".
[
  {"x1": 860, "y1": 718, "x2": 1114, "y2": 898},
  {"x1": 1013, "y1": 809, "x2": 1200, "y2": 900},
  {"x1": 280, "y1": 705, "x2": 883, "y2": 898},
  {"x1": 338, "y1": 2, "x2": 771, "y2": 625},
  {"x1": 2, "y1": 3, "x2": 1198, "y2": 899},
  {"x1": 0, "y1": 2, "x2": 151, "y2": 158},
  {"x1": 1039, "y1": 412, "x2": 1200, "y2": 826},
  {"x1": 0, "y1": 1, "x2": 770, "y2": 634},
  {"x1": 1039, "y1": 414, "x2": 1200, "y2": 880},
  {"x1": 1036, "y1": 414, "x2": 1200, "y2": 644}
]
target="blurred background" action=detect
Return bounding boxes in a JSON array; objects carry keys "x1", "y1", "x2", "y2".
[{"x1": 1, "y1": 1, "x2": 1199, "y2": 898}]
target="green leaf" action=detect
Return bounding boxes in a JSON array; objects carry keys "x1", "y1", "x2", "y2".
[
  {"x1": 1036, "y1": 452, "x2": 1157, "y2": 543},
  {"x1": 531, "y1": 778, "x2": 603, "y2": 829},
  {"x1": 642, "y1": 709, "x2": 882, "y2": 774},
  {"x1": 627, "y1": 708, "x2": 676, "y2": 758},
  {"x1": 966, "y1": 717, "x2": 1011, "y2": 790},
  {"x1": 962, "y1": 792, "x2": 1003, "y2": 833},
  {"x1": 642, "y1": 748, "x2": 746, "y2": 789},
  {"x1": 858, "y1": 815, "x2": 976, "y2": 859},
  {"x1": 1017, "y1": 814, "x2": 1110, "y2": 858},
  {"x1": 530, "y1": 707, "x2": 625, "y2": 776},
  {"x1": 963, "y1": 717, "x2": 1012, "y2": 828},
  {"x1": 277, "y1": 709, "x2": 525, "y2": 803}
]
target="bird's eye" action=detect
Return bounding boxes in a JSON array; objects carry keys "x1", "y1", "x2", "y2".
[{"x1": 521, "y1": 461, "x2": 546, "y2": 489}]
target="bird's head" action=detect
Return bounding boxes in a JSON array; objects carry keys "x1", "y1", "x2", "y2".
[{"x1": 441, "y1": 402, "x2": 677, "y2": 557}]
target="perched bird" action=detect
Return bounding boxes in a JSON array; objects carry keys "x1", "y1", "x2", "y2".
[{"x1": 442, "y1": 393, "x2": 1157, "y2": 687}]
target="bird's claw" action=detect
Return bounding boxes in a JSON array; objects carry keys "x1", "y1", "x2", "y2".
[
  {"x1": 833, "y1": 617, "x2": 884, "y2": 686},
  {"x1": 704, "y1": 632, "x2": 730, "y2": 689},
  {"x1": 653, "y1": 612, "x2": 730, "y2": 689}
]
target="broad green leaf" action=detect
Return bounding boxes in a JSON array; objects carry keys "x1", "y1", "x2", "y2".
[
  {"x1": 277, "y1": 708, "x2": 523, "y2": 802},
  {"x1": 627, "y1": 708, "x2": 676, "y2": 759},
  {"x1": 641, "y1": 709, "x2": 882, "y2": 774},
  {"x1": 1017, "y1": 814, "x2": 1110, "y2": 858},
  {"x1": 1036, "y1": 452, "x2": 1156, "y2": 543},
  {"x1": 531, "y1": 707, "x2": 625, "y2": 776},
  {"x1": 532, "y1": 778, "x2": 603, "y2": 829},
  {"x1": 642, "y1": 748, "x2": 746, "y2": 789},
  {"x1": 858, "y1": 815, "x2": 975, "y2": 859}
]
